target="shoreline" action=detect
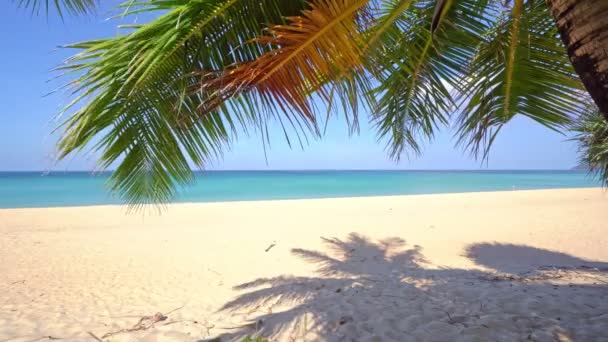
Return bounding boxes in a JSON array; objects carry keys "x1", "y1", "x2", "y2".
[
  {"x1": 0, "y1": 186, "x2": 604, "y2": 211},
  {"x1": 1, "y1": 188, "x2": 607, "y2": 341}
]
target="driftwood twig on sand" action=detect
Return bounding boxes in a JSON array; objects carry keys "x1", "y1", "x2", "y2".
[{"x1": 101, "y1": 312, "x2": 168, "y2": 339}]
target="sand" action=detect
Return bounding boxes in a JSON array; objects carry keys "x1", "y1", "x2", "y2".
[{"x1": 1, "y1": 188, "x2": 607, "y2": 341}]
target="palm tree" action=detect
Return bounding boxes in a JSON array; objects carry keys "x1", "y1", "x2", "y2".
[
  {"x1": 546, "y1": 0, "x2": 608, "y2": 121},
  {"x1": 14, "y1": 0, "x2": 608, "y2": 206}
]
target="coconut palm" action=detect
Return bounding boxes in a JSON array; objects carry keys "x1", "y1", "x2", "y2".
[
  {"x1": 546, "y1": 0, "x2": 608, "y2": 120},
  {"x1": 13, "y1": 0, "x2": 608, "y2": 206}
]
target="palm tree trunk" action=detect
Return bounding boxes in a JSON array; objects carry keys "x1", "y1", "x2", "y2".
[{"x1": 546, "y1": 0, "x2": 608, "y2": 120}]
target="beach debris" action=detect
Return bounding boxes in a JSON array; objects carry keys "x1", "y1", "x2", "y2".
[
  {"x1": 338, "y1": 315, "x2": 353, "y2": 325},
  {"x1": 101, "y1": 312, "x2": 168, "y2": 339},
  {"x1": 166, "y1": 304, "x2": 185, "y2": 315},
  {"x1": 25, "y1": 336, "x2": 62, "y2": 342},
  {"x1": 87, "y1": 332, "x2": 103, "y2": 342},
  {"x1": 265, "y1": 242, "x2": 276, "y2": 252},
  {"x1": 208, "y1": 267, "x2": 222, "y2": 276},
  {"x1": 445, "y1": 311, "x2": 469, "y2": 327}
]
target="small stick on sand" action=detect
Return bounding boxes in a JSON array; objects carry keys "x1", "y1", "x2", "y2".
[
  {"x1": 207, "y1": 268, "x2": 222, "y2": 276},
  {"x1": 87, "y1": 332, "x2": 103, "y2": 342},
  {"x1": 165, "y1": 304, "x2": 185, "y2": 315},
  {"x1": 101, "y1": 312, "x2": 168, "y2": 339},
  {"x1": 25, "y1": 336, "x2": 61, "y2": 342},
  {"x1": 445, "y1": 311, "x2": 454, "y2": 324},
  {"x1": 265, "y1": 243, "x2": 276, "y2": 252}
]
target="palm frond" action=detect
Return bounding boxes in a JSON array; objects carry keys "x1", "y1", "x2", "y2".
[
  {"x1": 194, "y1": 0, "x2": 370, "y2": 127},
  {"x1": 56, "y1": 0, "x2": 309, "y2": 208},
  {"x1": 364, "y1": 0, "x2": 416, "y2": 49},
  {"x1": 455, "y1": 0, "x2": 586, "y2": 159},
  {"x1": 430, "y1": 0, "x2": 451, "y2": 33},
  {"x1": 16, "y1": 0, "x2": 96, "y2": 16},
  {"x1": 369, "y1": 0, "x2": 490, "y2": 159},
  {"x1": 52, "y1": 0, "x2": 598, "y2": 207},
  {"x1": 571, "y1": 106, "x2": 608, "y2": 186}
]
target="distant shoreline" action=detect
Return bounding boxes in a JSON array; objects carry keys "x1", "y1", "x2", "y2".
[
  {"x1": 0, "y1": 170, "x2": 600, "y2": 209},
  {"x1": 0, "y1": 169, "x2": 594, "y2": 173},
  {"x1": 0, "y1": 187, "x2": 603, "y2": 211}
]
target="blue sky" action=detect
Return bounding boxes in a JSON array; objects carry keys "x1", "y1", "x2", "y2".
[{"x1": 0, "y1": 3, "x2": 581, "y2": 171}]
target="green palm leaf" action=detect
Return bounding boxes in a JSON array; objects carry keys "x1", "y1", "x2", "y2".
[
  {"x1": 51, "y1": 0, "x2": 602, "y2": 206},
  {"x1": 368, "y1": 0, "x2": 489, "y2": 158},
  {"x1": 572, "y1": 106, "x2": 608, "y2": 186},
  {"x1": 56, "y1": 0, "x2": 309, "y2": 208},
  {"x1": 455, "y1": 0, "x2": 586, "y2": 159}
]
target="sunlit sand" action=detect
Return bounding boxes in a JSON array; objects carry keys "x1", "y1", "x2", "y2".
[{"x1": 1, "y1": 188, "x2": 607, "y2": 341}]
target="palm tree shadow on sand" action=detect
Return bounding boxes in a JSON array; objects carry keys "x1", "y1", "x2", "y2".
[{"x1": 203, "y1": 233, "x2": 608, "y2": 341}]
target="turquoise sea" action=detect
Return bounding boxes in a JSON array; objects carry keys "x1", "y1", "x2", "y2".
[{"x1": 0, "y1": 170, "x2": 600, "y2": 209}]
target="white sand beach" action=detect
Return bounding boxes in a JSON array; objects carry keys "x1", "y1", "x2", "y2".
[{"x1": 1, "y1": 188, "x2": 607, "y2": 341}]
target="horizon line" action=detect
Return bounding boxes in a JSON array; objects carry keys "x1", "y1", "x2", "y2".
[{"x1": 0, "y1": 168, "x2": 584, "y2": 173}]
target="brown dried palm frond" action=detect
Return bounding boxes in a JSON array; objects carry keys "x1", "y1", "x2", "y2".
[{"x1": 193, "y1": 0, "x2": 370, "y2": 123}]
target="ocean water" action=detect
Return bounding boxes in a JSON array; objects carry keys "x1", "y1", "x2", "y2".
[{"x1": 0, "y1": 170, "x2": 601, "y2": 209}]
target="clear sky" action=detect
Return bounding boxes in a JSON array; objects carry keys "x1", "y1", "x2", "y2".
[{"x1": 0, "y1": 3, "x2": 582, "y2": 171}]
